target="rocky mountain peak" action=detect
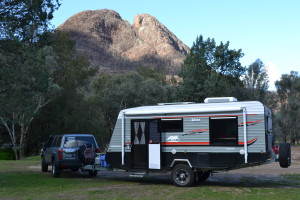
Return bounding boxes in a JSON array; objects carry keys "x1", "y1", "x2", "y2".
[{"x1": 58, "y1": 9, "x2": 190, "y2": 74}]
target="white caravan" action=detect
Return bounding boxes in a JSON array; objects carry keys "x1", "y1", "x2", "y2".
[{"x1": 106, "y1": 97, "x2": 291, "y2": 186}]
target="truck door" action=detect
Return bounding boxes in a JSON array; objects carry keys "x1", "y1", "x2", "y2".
[{"x1": 44, "y1": 136, "x2": 54, "y2": 163}]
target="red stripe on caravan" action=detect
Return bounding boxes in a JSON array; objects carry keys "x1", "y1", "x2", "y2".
[
  {"x1": 189, "y1": 129, "x2": 209, "y2": 133},
  {"x1": 238, "y1": 137, "x2": 258, "y2": 145},
  {"x1": 161, "y1": 142, "x2": 210, "y2": 145},
  {"x1": 239, "y1": 120, "x2": 263, "y2": 125},
  {"x1": 154, "y1": 114, "x2": 257, "y2": 119},
  {"x1": 162, "y1": 138, "x2": 258, "y2": 146}
]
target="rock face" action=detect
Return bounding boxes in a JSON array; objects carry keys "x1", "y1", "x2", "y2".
[{"x1": 58, "y1": 9, "x2": 190, "y2": 74}]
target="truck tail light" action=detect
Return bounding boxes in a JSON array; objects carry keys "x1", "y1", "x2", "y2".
[
  {"x1": 58, "y1": 148, "x2": 63, "y2": 160},
  {"x1": 96, "y1": 148, "x2": 101, "y2": 153}
]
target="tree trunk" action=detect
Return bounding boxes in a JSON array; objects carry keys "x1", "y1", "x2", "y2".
[
  {"x1": 19, "y1": 124, "x2": 26, "y2": 160},
  {"x1": 0, "y1": 117, "x2": 19, "y2": 160},
  {"x1": 12, "y1": 142, "x2": 19, "y2": 160}
]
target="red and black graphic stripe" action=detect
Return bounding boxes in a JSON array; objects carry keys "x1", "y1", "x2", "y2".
[
  {"x1": 161, "y1": 137, "x2": 258, "y2": 146},
  {"x1": 238, "y1": 120, "x2": 263, "y2": 127}
]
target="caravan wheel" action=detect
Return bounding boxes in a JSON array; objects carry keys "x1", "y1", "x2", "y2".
[
  {"x1": 279, "y1": 143, "x2": 291, "y2": 168},
  {"x1": 171, "y1": 164, "x2": 195, "y2": 187}
]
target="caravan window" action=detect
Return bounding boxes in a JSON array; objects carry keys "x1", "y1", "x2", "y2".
[
  {"x1": 209, "y1": 117, "x2": 238, "y2": 145},
  {"x1": 160, "y1": 118, "x2": 183, "y2": 132}
]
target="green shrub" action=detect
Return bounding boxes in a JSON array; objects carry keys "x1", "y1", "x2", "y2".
[{"x1": 0, "y1": 148, "x2": 15, "y2": 160}]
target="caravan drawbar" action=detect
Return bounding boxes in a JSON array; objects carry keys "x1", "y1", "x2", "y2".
[{"x1": 105, "y1": 97, "x2": 291, "y2": 187}]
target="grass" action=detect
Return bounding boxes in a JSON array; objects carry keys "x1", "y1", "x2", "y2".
[{"x1": 0, "y1": 157, "x2": 300, "y2": 200}]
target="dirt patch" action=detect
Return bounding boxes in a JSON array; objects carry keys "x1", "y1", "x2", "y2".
[
  {"x1": 227, "y1": 146, "x2": 300, "y2": 175},
  {"x1": 86, "y1": 185, "x2": 134, "y2": 191},
  {"x1": 27, "y1": 165, "x2": 41, "y2": 170},
  {"x1": 204, "y1": 146, "x2": 300, "y2": 187}
]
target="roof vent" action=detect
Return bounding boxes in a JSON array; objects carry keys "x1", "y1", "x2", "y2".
[
  {"x1": 204, "y1": 97, "x2": 238, "y2": 103},
  {"x1": 157, "y1": 102, "x2": 195, "y2": 106}
]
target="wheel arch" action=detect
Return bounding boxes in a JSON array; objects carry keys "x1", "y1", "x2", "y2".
[{"x1": 170, "y1": 159, "x2": 192, "y2": 168}]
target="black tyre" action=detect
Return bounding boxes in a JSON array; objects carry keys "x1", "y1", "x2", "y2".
[
  {"x1": 52, "y1": 160, "x2": 61, "y2": 177},
  {"x1": 41, "y1": 157, "x2": 48, "y2": 172},
  {"x1": 171, "y1": 164, "x2": 195, "y2": 187},
  {"x1": 279, "y1": 143, "x2": 291, "y2": 168},
  {"x1": 197, "y1": 171, "x2": 210, "y2": 182},
  {"x1": 88, "y1": 170, "x2": 98, "y2": 177},
  {"x1": 78, "y1": 144, "x2": 95, "y2": 165}
]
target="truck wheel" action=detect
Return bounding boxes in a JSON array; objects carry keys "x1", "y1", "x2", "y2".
[
  {"x1": 279, "y1": 143, "x2": 291, "y2": 168},
  {"x1": 88, "y1": 170, "x2": 98, "y2": 177},
  {"x1": 41, "y1": 157, "x2": 48, "y2": 172},
  {"x1": 197, "y1": 171, "x2": 210, "y2": 182},
  {"x1": 171, "y1": 164, "x2": 195, "y2": 187},
  {"x1": 52, "y1": 160, "x2": 61, "y2": 177}
]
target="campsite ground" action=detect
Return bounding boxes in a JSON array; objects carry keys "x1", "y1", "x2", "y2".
[{"x1": 0, "y1": 147, "x2": 299, "y2": 200}]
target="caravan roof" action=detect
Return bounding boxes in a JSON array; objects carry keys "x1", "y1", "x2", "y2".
[{"x1": 118, "y1": 101, "x2": 264, "y2": 118}]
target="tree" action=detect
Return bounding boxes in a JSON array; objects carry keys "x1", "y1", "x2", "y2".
[
  {"x1": 275, "y1": 71, "x2": 300, "y2": 144},
  {"x1": 178, "y1": 35, "x2": 245, "y2": 102},
  {"x1": 0, "y1": 0, "x2": 60, "y2": 159},
  {"x1": 27, "y1": 32, "x2": 98, "y2": 154},
  {"x1": 0, "y1": 0, "x2": 60, "y2": 42},
  {"x1": 243, "y1": 59, "x2": 269, "y2": 102},
  {"x1": 0, "y1": 40, "x2": 59, "y2": 159},
  {"x1": 92, "y1": 72, "x2": 172, "y2": 135}
]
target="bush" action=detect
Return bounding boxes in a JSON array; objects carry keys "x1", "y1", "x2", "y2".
[{"x1": 0, "y1": 148, "x2": 15, "y2": 160}]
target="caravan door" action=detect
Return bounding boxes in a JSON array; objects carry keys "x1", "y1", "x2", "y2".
[
  {"x1": 148, "y1": 120, "x2": 161, "y2": 169},
  {"x1": 131, "y1": 120, "x2": 148, "y2": 169},
  {"x1": 131, "y1": 120, "x2": 161, "y2": 169}
]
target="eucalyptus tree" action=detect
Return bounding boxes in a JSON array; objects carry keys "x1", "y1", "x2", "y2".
[
  {"x1": 178, "y1": 35, "x2": 245, "y2": 102},
  {"x1": 275, "y1": 71, "x2": 300, "y2": 144},
  {"x1": 243, "y1": 59, "x2": 269, "y2": 102},
  {"x1": 0, "y1": 0, "x2": 60, "y2": 159}
]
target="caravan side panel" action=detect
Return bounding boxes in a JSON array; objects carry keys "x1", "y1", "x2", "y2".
[
  {"x1": 106, "y1": 101, "x2": 273, "y2": 170},
  {"x1": 106, "y1": 117, "x2": 132, "y2": 168}
]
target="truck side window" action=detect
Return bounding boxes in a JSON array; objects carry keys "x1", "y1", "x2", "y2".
[
  {"x1": 46, "y1": 136, "x2": 54, "y2": 148},
  {"x1": 55, "y1": 136, "x2": 62, "y2": 147},
  {"x1": 209, "y1": 117, "x2": 238, "y2": 145},
  {"x1": 51, "y1": 136, "x2": 62, "y2": 147},
  {"x1": 50, "y1": 137, "x2": 57, "y2": 147}
]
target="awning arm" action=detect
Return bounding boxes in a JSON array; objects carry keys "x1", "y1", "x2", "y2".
[
  {"x1": 121, "y1": 112, "x2": 125, "y2": 165},
  {"x1": 242, "y1": 107, "x2": 248, "y2": 164}
]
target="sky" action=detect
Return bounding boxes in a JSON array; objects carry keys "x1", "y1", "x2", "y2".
[{"x1": 51, "y1": 0, "x2": 300, "y2": 90}]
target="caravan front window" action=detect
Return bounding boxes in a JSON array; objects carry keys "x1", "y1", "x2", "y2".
[
  {"x1": 160, "y1": 118, "x2": 183, "y2": 132},
  {"x1": 209, "y1": 117, "x2": 238, "y2": 145}
]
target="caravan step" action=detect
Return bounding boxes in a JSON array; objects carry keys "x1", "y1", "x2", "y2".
[{"x1": 129, "y1": 172, "x2": 148, "y2": 178}]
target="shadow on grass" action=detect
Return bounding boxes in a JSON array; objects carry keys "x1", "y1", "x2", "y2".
[{"x1": 198, "y1": 173, "x2": 300, "y2": 188}]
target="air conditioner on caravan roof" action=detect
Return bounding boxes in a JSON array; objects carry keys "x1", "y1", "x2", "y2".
[{"x1": 204, "y1": 97, "x2": 238, "y2": 103}]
